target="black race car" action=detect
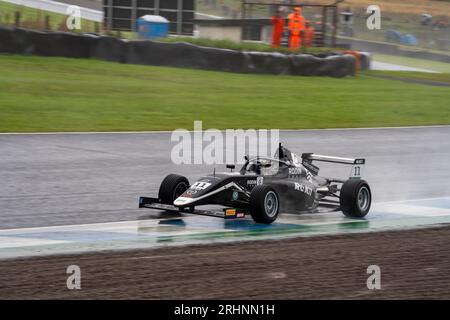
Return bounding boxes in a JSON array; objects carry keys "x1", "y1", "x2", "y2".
[{"x1": 139, "y1": 144, "x2": 371, "y2": 224}]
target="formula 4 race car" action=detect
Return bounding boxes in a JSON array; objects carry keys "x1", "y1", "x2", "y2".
[{"x1": 139, "y1": 144, "x2": 371, "y2": 224}]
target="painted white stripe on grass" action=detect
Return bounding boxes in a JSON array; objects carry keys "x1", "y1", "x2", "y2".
[
  {"x1": 371, "y1": 60, "x2": 439, "y2": 73},
  {"x1": 1, "y1": 125, "x2": 449, "y2": 135}
]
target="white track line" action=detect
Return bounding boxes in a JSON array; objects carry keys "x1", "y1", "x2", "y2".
[
  {"x1": 1, "y1": 197, "x2": 448, "y2": 234},
  {"x1": 1, "y1": 125, "x2": 449, "y2": 135},
  {"x1": 374, "y1": 196, "x2": 450, "y2": 206},
  {"x1": 0, "y1": 216, "x2": 197, "y2": 234}
]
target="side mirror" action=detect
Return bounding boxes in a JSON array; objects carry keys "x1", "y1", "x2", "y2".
[
  {"x1": 244, "y1": 156, "x2": 249, "y2": 161},
  {"x1": 226, "y1": 164, "x2": 235, "y2": 172}
]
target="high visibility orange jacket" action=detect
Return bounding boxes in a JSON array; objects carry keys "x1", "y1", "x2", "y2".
[
  {"x1": 271, "y1": 15, "x2": 285, "y2": 47},
  {"x1": 304, "y1": 26, "x2": 315, "y2": 47},
  {"x1": 271, "y1": 15, "x2": 285, "y2": 34},
  {"x1": 288, "y1": 12, "x2": 305, "y2": 36}
]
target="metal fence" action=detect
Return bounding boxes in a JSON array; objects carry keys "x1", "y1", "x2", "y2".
[
  {"x1": 241, "y1": 1, "x2": 341, "y2": 47},
  {"x1": 103, "y1": 0, "x2": 195, "y2": 35}
]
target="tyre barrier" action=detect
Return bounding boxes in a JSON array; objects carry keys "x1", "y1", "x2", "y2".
[
  {"x1": 359, "y1": 52, "x2": 372, "y2": 70},
  {"x1": 91, "y1": 35, "x2": 127, "y2": 63},
  {"x1": 246, "y1": 52, "x2": 292, "y2": 75},
  {"x1": 0, "y1": 26, "x2": 356, "y2": 77},
  {"x1": 126, "y1": 40, "x2": 248, "y2": 73}
]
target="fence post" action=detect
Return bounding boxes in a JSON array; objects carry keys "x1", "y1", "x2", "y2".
[
  {"x1": 322, "y1": 6, "x2": 327, "y2": 47},
  {"x1": 106, "y1": 0, "x2": 113, "y2": 32},
  {"x1": 131, "y1": 0, "x2": 137, "y2": 32},
  {"x1": 45, "y1": 15, "x2": 51, "y2": 30},
  {"x1": 14, "y1": 11, "x2": 21, "y2": 27},
  {"x1": 240, "y1": 1, "x2": 245, "y2": 42},
  {"x1": 332, "y1": 5, "x2": 338, "y2": 48}
]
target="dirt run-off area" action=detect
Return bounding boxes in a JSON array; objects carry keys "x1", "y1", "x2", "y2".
[{"x1": 0, "y1": 226, "x2": 449, "y2": 299}]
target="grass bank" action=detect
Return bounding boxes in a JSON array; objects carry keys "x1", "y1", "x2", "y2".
[{"x1": 0, "y1": 55, "x2": 449, "y2": 132}]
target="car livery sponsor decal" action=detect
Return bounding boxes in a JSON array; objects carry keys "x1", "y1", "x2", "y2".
[
  {"x1": 190, "y1": 181, "x2": 211, "y2": 190},
  {"x1": 294, "y1": 182, "x2": 313, "y2": 196},
  {"x1": 288, "y1": 167, "x2": 313, "y2": 182},
  {"x1": 288, "y1": 167, "x2": 302, "y2": 176},
  {"x1": 225, "y1": 209, "x2": 236, "y2": 216},
  {"x1": 303, "y1": 161, "x2": 319, "y2": 175},
  {"x1": 247, "y1": 177, "x2": 264, "y2": 186},
  {"x1": 174, "y1": 197, "x2": 189, "y2": 203},
  {"x1": 305, "y1": 170, "x2": 313, "y2": 183}
]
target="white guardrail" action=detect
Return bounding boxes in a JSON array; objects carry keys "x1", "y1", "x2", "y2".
[{"x1": 1, "y1": 0, "x2": 103, "y2": 22}]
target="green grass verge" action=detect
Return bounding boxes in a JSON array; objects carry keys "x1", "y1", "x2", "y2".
[
  {"x1": 364, "y1": 70, "x2": 450, "y2": 84},
  {"x1": 372, "y1": 53, "x2": 450, "y2": 73},
  {"x1": 0, "y1": 55, "x2": 449, "y2": 132}
]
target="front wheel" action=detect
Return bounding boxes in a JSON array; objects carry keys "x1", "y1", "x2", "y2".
[
  {"x1": 250, "y1": 185, "x2": 280, "y2": 224},
  {"x1": 340, "y1": 179, "x2": 371, "y2": 218},
  {"x1": 158, "y1": 174, "x2": 189, "y2": 205}
]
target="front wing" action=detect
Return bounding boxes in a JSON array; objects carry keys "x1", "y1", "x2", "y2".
[
  {"x1": 139, "y1": 197, "x2": 248, "y2": 220},
  {"x1": 139, "y1": 196, "x2": 341, "y2": 219}
]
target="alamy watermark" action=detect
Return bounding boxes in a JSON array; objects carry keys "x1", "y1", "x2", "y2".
[
  {"x1": 171, "y1": 121, "x2": 279, "y2": 165},
  {"x1": 366, "y1": 5, "x2": 381, "y2": 30},
  {"x1": 66, "y1": 5, "x2": 81, "y2": 31},
  {"x1": 66, "y1": 265, "x2": 81, "y2": 290},
  {"x1": 366, "y1": 265, "x2": 381, "y2": 290}
]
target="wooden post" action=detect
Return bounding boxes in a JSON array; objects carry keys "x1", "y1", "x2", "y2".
[
  {"x1": 106, "y1": 0, "x2": 113, "y2": 32},
  {"x1": 240, "y1": 1, "x2": 246, "y2": 42},
  {"x1": 322, "y1": 6, "x2": 327, "y2": 47},
  {"x1": 177, "y1": 0, "x2": 183, "y2": 35},
  {"x1": 45, "y1": 15, "x2": 50, "y2": 30},
  {"x1": 155, "y1": 0, "x2": 160, "y2": 15},
  {"x1": 131, "y1": 0, "x2": 137, "y2": 33},
  {"x1": 332, "y1": 5, "x2": 338, "y2": 48},
  {"x1": 14, "y1": 11, "x2": 21, "y2": 27}
]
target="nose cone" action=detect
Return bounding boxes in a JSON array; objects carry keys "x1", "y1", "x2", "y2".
[{"x1": 173, "y1": 196, "x2": 195, "y2": 207}]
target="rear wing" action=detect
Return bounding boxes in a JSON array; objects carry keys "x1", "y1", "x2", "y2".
[
  {"x1": 301, "y1": 153, "x2": 365, "y2": 165},
  {"x1": 301, "y1": 153, "x2": 365, "y2": 178}
]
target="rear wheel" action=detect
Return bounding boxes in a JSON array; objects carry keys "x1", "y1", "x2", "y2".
[
  {"x1": 340, "y1": 179, "x2": 371, "y2": 218},
  {"x1": 250, "y1": 185, "x2": 280, "y2": 224},
  {"x1": 158, "y1": 174, "x2": 189, "y2": 205}
]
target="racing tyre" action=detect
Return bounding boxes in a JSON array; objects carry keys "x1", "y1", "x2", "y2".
[
  {"x1": 250, "y1": 185, "x2": 280, "y2": 224},
  {"x1": 340, "y1": 179, "x2": 371, "y2": 218},
  {"x1": 158, "y1": 174, "x2": 189, "y2": 205}
]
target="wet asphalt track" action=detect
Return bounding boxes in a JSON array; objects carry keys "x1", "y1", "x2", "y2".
[{"x1": 1, "y1": 126, "x2": 450, "y2": 230}]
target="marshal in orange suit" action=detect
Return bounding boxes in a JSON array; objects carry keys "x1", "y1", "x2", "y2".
[
  {"x1": 271, "y1": 8, "x2": 285, "y2": 48},
  {"x1": 287, "y1": 7, "x2": 305, "y2": 50},
  {"x1": 304, "y1": 20, "x2": 315, "y2": 48}
]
